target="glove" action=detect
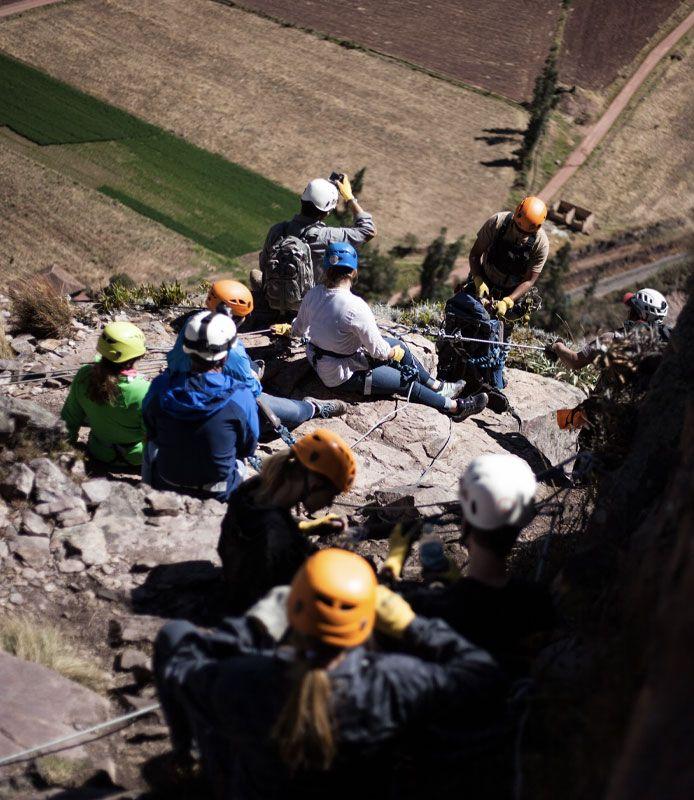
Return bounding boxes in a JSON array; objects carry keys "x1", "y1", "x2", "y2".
[
  {"x1": 246, "y1": 585, "x2": 290, "y2": 641},
  {"x1": 494, "y1": 296, "x2": 515, "y2": 318},
  {"x1": 298, "y1": 513, "x2": 346, "y2": 534},
  {"x1": 544, "y1": 343, "x2": 559, "y2": 363},
  {"x1": 381, "y1": 523, "x2": 416, "y2": 579},
  {"x1": 390, "y1": 345, "x2": 405, "y2": 363},
  {"x1": 473, "y1": 276, "x2": 490, "y2": 299},
  {"x1": 335, "y1": 174, "x2": 354, "y2": 202},
  {"x1": 270, "y1": 323, "x2": 293, "y2": 337},
  {"x1": 375, "y1": 585, "x2": 416, "y2": 638}
]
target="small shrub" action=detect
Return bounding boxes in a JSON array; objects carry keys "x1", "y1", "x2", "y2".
[
  {"x1": 96, "y1": 279, "x2": 193, "y2": 313},
  {"x1": 108, "y1": 272, "x2": 136, "y2": 289},
  {"x1": 34, "y1": 755, "x2": 92, "y2": 789},
  {"x1": 10, "y1": 281, "x2": 73, "y2": 339},
  {"x1": 0, "y1": 616, "x2": 109, "y2": 692}
]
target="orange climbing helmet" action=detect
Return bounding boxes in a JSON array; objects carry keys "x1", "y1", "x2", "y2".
[
  {"x1": 513, "y1": 196, "x2": 547, "y2": 233},
  {"x1": 206, "y1": 280, "x2": 254, "y2": 317},
  {"x1": 291, "y1": 428, "x2": 357, "y2": 493},
  {"x1": 288, "y1": 549, "x2": 377, "y2": 648}
]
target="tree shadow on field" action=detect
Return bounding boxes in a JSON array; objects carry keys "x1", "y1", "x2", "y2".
[
  {"x1": 474, "y1": 134, "x2": 521, "y2": 146},
  {"x1": 483, "y1": 127, "x2": 524, "y2": 135},
  {"x1": 480, "y1": 157, "x2": 520, "y2": 169}
]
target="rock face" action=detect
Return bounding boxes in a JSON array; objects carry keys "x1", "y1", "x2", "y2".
[
  {"x1": 0, "y1": 396, "x2": 66, "y2": 447},
  {"x1": 0, "y1": 650, "x2": 109, "y2": 761}
]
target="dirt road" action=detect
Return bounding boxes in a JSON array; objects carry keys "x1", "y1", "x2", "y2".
[
  {"x1": 540, "y1": 8, "x2": 694, "y2": 202},
  {"x1": 567, "y1": 251, "x2": 687, "y2": 299},
  {"x1": 0, "y1": 0, "x2": 62, "y2": 18}
]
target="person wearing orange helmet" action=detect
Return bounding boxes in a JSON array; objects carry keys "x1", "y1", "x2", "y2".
[
  {"x1": 153, "y1": 548, "x2": 504, "y2": 797},
  {"x1": 467, "y1": 196, "x2": 550, "y2": 320},
  {"x1": 217, "y1": 428, "x2": 357, "y2": 611}
]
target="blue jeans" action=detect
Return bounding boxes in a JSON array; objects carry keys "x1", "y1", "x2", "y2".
[
  {"x1": 258, "y1": 393, "x2": 314, "y2": 432},
  {"x1": 341, "y1": 337, "x2": 448, "y2": 412}
]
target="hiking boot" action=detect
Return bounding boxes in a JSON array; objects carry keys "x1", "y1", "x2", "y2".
[
  {"x1": 451, "y1": 392, "x2": 488, "y2": 422},
  {"x1": 304, "y1": 397, "x2": 348, "y2": 419},
  {"x1": 438, "y1": 380, "x2": 466, "y2": 399}
]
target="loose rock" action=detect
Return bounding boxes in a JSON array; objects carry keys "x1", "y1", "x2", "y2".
[
  {"x1": 21, "y1": 508, "x2": 52, "y2": 537},
  {"x1": 81, "y1": 478, "x2": 111, "y2": 507},
  {"x1": 1, "y1": 463, "x2": 35, "y2": 500},
  {"x1": 59, "y1": 523, "x2": 109, "y2": 566}
]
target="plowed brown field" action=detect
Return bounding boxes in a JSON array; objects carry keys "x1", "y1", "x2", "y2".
[
  {"x1": 560, "y1": 0, "x2": 687, "y2": 89},
  {"x1": 225, "y1": 0, "x2": 559, "y2": 103},
  {"x1": 0, "y1": 0, "x2": 526, "y2": 249},
  {"x1": 0, "y1": 144, "x2": 211, "y2": 289}
]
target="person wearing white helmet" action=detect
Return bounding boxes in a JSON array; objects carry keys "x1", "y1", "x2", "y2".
[
  {"x1": 547, "y1": 287, "x2": 670, "y2": 371},
  {"x1": 143, "y1": 311, "x2": 259, "y2": 501},
  {"x1": 256, "y1": 173, "x2": 376, "y2": 294},
  {"x1": 385, "y1": 453, "x2": 555, "y2": 676}
]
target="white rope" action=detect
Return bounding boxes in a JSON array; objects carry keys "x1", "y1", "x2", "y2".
[
  {"x1": 0, "y1": 703, "x2": 160, "y2": 768},
  {"x1": 351, "y1": 381, "x2": 415, "y2": 449}
]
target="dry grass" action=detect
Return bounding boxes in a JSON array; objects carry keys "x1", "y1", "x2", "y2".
[
  {"x1": 10, "y1": 280, "x2": 73, "y2": 339},
  {"x1": 0, "y1": 321, "x2": 13, "y2": 358},
  {"x1": 564, "y1": 34, "x2": 694, "y2": 236},
  {"x1": 0, "y1": 146, "x2": 222, "y2": 291},
  {"x1": 0, "y1": 0, "x2": 526, "y2": 247},
  {"x1": 0, "y1": 616, "x2": 109, "y2": 693}
]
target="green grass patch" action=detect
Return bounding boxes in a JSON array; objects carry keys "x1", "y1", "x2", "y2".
[{"x1": 0, "y1": 52, "x2": 297, "y2": 258}]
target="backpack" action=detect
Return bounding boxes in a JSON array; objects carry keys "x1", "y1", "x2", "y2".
[{"x1": 263, "y1": 223, "x2": 316, "y2": 313}]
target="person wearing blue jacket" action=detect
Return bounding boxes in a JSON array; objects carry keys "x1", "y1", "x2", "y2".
[
  {"x1": 144, "y1": 311, "x2": 259, "y2": 501},
  {"x1": 168, "y1": 279, "x2": 346, "y2": 434},
  {"x1": 153, "y1": 549, "x2": 507, "y2": 799}
]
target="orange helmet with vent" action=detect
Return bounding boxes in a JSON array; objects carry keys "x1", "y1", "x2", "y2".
[
  {"x1": 513, "y1": 196, "x2": 547, "y2": 233},
  {"x1": 291, "y1": 428, "x2": 357, "y2": 493},
  {"x1": 206, "y1": 280, "x2": 254, "y2": 317},
  {"x1": 288, "y1": 549, "x2": 377, "y2": 648}
]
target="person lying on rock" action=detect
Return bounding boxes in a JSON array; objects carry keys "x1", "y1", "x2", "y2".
[
  {"x1": 270, "y1": 242, "x2": 489, "y2": 422},
  {"x1": 60, "y1": 321, "x2": 150, "y2": 468},
  {"x1": 142, "y1": 311, "x2": 258, "y2": 501},
  {"x1": 384, "y1": 453, "x2": 555, "y2": 677},
  {"x1": 218, "y1": 428, "x2": 355, "y2": 612},
  {"x1": 168, "y1": 279, "x2": 347, "y2": 436},
  {"x1": 153, "y1": 549, "x2": 506, "y2": 798},
  {"x1": 546, "y1": 287, "x2": 670, "y2": 371}
]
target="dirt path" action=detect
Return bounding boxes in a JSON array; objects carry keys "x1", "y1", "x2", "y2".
[
  {"x1": 567, "y1": 251, "x2": 687, "y2": 299},
  {"x1": 0, "y1": 0, "x2": 62, "y2": 18},
  {"x1": 539, "y1": 8, "x2": 694, "y2": 202}
]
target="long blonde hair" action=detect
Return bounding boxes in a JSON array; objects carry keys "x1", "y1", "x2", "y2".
[
  {"x1": 272, "y1": 652, "x2": 336, "y2": 772},
  {"x1": 254, "y1": 450, "x2": 304, "y2": 505}
]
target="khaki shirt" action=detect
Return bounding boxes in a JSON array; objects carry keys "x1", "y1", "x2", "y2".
[{"x1": 476, "y1": 212, "x2": 549, "y2": 289}]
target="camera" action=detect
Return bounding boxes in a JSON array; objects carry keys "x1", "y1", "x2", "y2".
[{"x1": 329, "y1": 171, "x2": 344, "y2": 183}]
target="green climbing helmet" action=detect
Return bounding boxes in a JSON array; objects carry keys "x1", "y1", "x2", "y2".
[{"x1": 97, "y1": 321, "x2": 146, "y2": 364}]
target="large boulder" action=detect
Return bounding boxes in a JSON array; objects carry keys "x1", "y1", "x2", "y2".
[
  {"x1": 0, "y1": 650, "x2": 109, "y2": 762},
  {"x1": 0, "y1": 397, "x2": 66, "y2": 447}
]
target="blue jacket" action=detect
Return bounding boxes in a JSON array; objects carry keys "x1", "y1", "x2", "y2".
[
  {"x1": 143, "y1": 371, "x2": 259, "y2": 500},
  {"x1": 168, "y1": 326, "x2": 262, "y2": 398},
  {"x1": 154, "y1": 615, "x2": 506, "y2": 799}
]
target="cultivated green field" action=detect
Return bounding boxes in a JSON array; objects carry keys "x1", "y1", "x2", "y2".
[{"x1": 0, "y1": 53, "x2": 297, "y2": 259}]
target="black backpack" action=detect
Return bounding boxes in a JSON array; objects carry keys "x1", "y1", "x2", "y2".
[{"x1": 263, "y1": 223, "x2": 316, "y2": 313}]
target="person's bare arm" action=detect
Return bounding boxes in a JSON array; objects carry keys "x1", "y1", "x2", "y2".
[
  {"x1": 468, "y1": 237, "x2": 485, "y2": 278},
  {"x1": 553, "y1": 342, "x2": 593, "y2": 371}
]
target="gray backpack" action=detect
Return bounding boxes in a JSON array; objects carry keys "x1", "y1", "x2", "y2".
[{"x1": 263, "y1": 223, "x2": 316, "y2": 313}]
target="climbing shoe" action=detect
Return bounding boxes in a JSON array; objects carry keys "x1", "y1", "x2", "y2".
[
  {"x1": 438, "y1": 380, "x2": 466, "y2": 399},
  {"x1": 451, "y1": 392, "x2": 488, "y2": 422},
  {"x1": 304, "y1": 397, "x2": 348, "y2": 419}
]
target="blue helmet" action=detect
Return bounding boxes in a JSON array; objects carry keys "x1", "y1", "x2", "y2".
[{"x1": 323, "y1": 242, "x2": 358, "y2": 271}]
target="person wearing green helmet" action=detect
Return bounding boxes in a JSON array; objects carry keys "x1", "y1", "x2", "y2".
[{"x1": 60, "y1": 321, "x2": 150, "y2": 467}]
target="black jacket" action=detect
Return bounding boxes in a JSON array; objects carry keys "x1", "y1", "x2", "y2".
[{"x1": 154, "y1": 614, "x2": 506, "y2": 799}]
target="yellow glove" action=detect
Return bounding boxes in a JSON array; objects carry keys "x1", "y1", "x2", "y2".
[
  {"x1": 494, "y1": 296, "x2": 515, "y2": 318},
  {"x1": 298, "y1": 513, "x2": 345, "y2": 533},
  {"x1": 381, "y1": 523, "x2": 415, "y2": 579},
  {"x1": 390, "y1": 345, "x2": 405, "y2": 363},
  {"x1": 375, "y1": 585, "x2": 416, "y2": 638},
  {"x1": 335, "y1": 174, "x2": 354, "y2": 202},
  {"x1": 473, "y1": 276, "x2": 490, "y2": 299},
  {"x1": 270, "y1": 323, "x2": 293, "y2": 337}
]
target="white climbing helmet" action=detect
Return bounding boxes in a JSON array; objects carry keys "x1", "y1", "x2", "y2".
[
  {"x1": 629, "y1": 288, "x2": 668, "y2": 323},
  {"x1": 301, "y1": 178, "x2": 339, "y2": 212},
  {"x1": 182, "y1": 311, "x2": 236, "y2": 362},
  {"x1": 459, "y1": 454, "x2": 537, "y2": 530}
]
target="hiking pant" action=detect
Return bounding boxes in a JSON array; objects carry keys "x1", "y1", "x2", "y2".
[
  {"x1": 259, "y1": 393, "x2": 314, "y2": 432},
  {"x1": 340, "y1": 337, "x2": 448, "y2": 412}
]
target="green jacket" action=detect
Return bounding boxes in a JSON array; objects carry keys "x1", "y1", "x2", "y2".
[{"x1": 60, "y1": 365, "x2": 150, "y2": 465}]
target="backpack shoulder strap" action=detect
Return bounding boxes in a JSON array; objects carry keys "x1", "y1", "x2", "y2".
[{"x1": 495, "y1": 212, "x2": 513, "y2": 242}]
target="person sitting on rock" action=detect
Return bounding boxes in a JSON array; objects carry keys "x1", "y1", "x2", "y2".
[
  {"x1": 153, "y1": 548, "x2": 506, "y2": 798},
  {"x1": 385, "y1": 454, "x2": 555, "y2": 677},
  {"x1": 218, "y1": 428, "x2": 355, "y2": 612},
  {"x1": 168, "y1": 279, "x2": 347, "y2": 436},
  {"x1": 546, "y1": 287, "x2": 670, "y2": 371},
  {"x1": 270, "y1": 242, "x2": 489, "y2": 422},
  {"x1": 61, "y1": 321, "x2": 150, "y2": 468},
  {"x1": 143, "y1": 311, "x2": 258, "y2": 501},
  {"x1": 254, "y1": 174, "x2": 376, "y2": 292}
]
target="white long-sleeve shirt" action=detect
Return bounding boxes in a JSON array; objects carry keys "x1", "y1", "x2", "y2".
[{"x1": 292, "y1": 284, "x2": 391, "y2": 387}]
